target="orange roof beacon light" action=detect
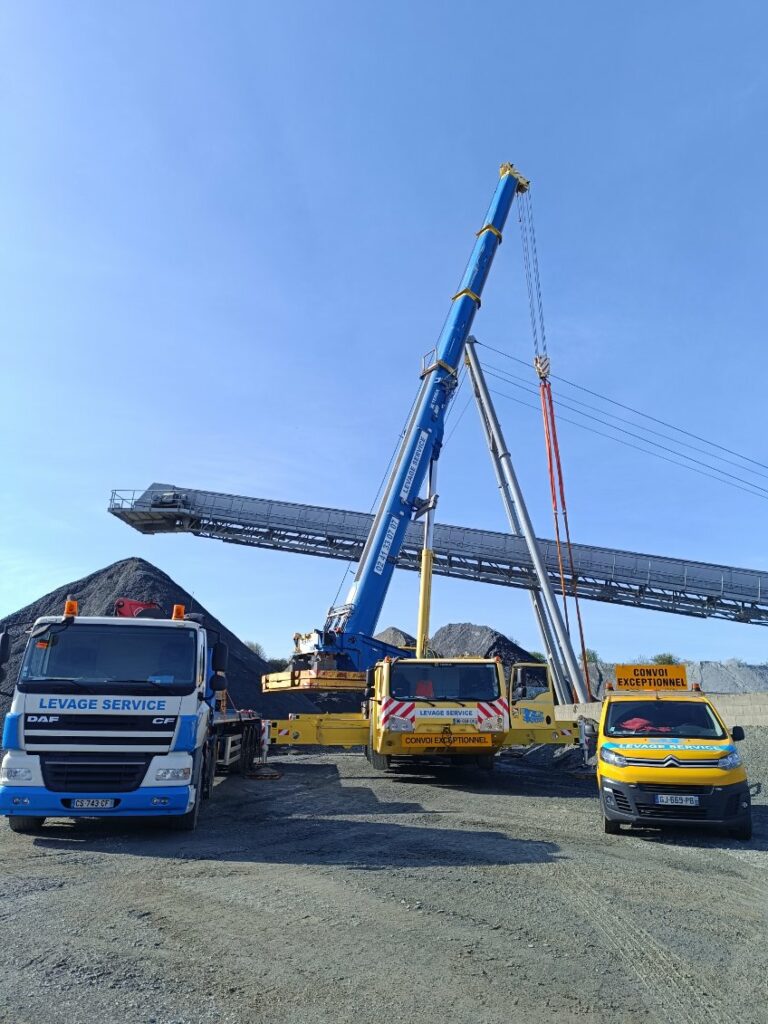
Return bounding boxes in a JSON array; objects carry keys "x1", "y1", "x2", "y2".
[
  {"x1": 172, "y1": 604, "x2": 185, "y2": 621},
  {"x1": 692, "y1": 682, "x2": 701, "y2": 691},
  {"x1": 63, "y1": 599, "x2": 78, "y2": 617},
  {"x1": 605, "y1": 682, "x2": 615, "y2": 691}
]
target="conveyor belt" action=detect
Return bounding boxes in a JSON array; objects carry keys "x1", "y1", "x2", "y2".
[{"x1": 109, "y1": 484, "x2": 768, "y2": 625}]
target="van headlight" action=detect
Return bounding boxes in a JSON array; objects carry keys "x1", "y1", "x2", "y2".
[
  {"x1": 717, "y1": 750, "x2": 742, "y2": 770},
  {"x1": 599, "y1": 746, "x2": 628, "y2": 768},
  {"x1": 0, "y1": 766, "x2": 33, "y2": 782}
]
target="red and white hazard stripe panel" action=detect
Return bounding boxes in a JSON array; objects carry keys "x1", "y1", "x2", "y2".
[
  {"x1": 476, "y1": 697, "x2": 510, "y2": 728},
  {"x1": 259, "y1": 720, "x2": 271, "y2": 758},
  {"x1": 380, "y1": 696, "x2": 417, "y2": 728}
]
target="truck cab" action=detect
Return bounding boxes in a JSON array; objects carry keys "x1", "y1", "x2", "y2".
[
  {"x1": 0, "y1": 601, "x2": 230, "y2": 833},
  {"x1": 365, "y1": 657, "x2": 509, "y2": 770},
  {"x1": 597, "y1": 666, "x2": 750, "y2": 839}
]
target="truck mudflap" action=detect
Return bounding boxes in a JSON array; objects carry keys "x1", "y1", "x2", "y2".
[
  {"x1": 0, "y1": 784, "x2": 193, "y2": 817},
  {"x1": 601, "y1": 778, "x2": 751, "y2": 827}
]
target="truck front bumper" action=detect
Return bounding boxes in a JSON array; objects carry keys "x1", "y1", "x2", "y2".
[
  {"x1": 0, "y1": 784, "x2": 193, "y2": 817},
  {"x1": 600, "y1": 777, "x2": 750, "y2": 829}
]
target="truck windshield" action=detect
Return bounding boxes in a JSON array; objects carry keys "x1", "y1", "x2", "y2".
[
  {"x1": 605, "y1": 699, "x2": 726, "y2": 740},
  {"x1": 389, "y1": 662, "x2": 500, "y2": 702},
  {"x1": 18, "y1": 624, "x2": 198, "y2": 696}
]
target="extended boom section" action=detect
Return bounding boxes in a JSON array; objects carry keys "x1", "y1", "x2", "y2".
[{"x1": 296, "y1": 164, "x2": 529, "y2": 675}]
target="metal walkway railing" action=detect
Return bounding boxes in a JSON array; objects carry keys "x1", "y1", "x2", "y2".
[{"x1": 109, "y1": 484, "x2": 768, "y2": 625}]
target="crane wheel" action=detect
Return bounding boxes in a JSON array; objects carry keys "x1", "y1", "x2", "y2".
[{"x1": 366, "y1": 745, "x2": 391, "y2": 772}]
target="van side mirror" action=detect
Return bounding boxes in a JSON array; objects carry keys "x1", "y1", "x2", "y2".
[
  {"x1": 0, "y1": 632, "x2": 9, "y2": 666},
  {"x1": 212, "y1": 642, "x2": 228, "y2": 674},
  {"x1": 732, "y1": 725, "x2": 745, "y2": 742}
]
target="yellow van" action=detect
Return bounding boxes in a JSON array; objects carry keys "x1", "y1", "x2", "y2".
[{"x1": 597, "y1": 666, "x2": 751, "y2": 839}]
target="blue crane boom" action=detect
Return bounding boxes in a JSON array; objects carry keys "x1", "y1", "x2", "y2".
[{"x1": 294, "y1": 163, "x2": 529, "y2": 674}]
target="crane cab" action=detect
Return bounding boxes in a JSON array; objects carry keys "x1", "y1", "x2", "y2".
[{"x1": 365, "y1": 657, "x2": 509, "y2": 770}]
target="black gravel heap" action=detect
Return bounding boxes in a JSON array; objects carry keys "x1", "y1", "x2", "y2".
[
  {"x1": 431, "y1": 622, "x2": 534, "y2": 673},
  {"x1": 0, "y1": 557, "x2": 317, "y2": 720}
]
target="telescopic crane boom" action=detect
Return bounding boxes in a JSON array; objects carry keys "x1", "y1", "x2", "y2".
[{"x1": 291, "y1": 163, "x2": 530, "y2": 677}]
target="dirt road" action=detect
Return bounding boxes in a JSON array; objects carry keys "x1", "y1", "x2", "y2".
[{"x1": 1, "y1": 744, "x2": 767, "y2": 1024}]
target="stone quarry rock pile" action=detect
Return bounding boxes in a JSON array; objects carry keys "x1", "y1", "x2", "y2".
[
  {"x1": 431, "y1": 622, "x2": 534, "y2": 672},
  {"x1": 0, "y1": 557, "x2": 318, "y2": 719}
]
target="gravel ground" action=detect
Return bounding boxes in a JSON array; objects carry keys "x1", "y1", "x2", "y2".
[{"x1": 1, "y1": 733, "x2": 767, "y2": 1024}]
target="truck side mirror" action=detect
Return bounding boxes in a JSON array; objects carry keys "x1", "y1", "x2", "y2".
[
  {"x1": 364, "y1": 667, "x2": 375, "y2": 699},
  {"x1": 210, "y1": 675, "x2": 227, "y2": 693},
  {"x1": 0, "y1": 632, "x2": 9, "y2": 666},
  {"x1": 212, "y1": 642, "x2": 229, "y2": 674},
  {"x1": 732, "y1": 725, "x2": 745, "y2": 742}
]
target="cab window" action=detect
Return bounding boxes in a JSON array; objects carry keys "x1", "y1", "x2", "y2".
[
  {"x1": 605, "y1": 700, "x2": 726, "y2": 740},
  {"x1": 389, "y1": 663, "x2": 499, "y2": 701}
]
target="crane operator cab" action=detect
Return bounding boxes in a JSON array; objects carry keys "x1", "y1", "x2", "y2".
[{"x1": 365, "y1": 657, "x2": 509, "y2": 772}]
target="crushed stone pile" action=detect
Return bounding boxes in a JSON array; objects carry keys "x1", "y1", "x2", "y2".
[
  {"x1": 431, "y1": 622, "x2": 534, "y2": 671},
  {"x1": 375, "y1": 626, "x2": 417, "y2": 649},
  {"x1": 0, "y1": 557, "x2": 317, "y2": 720},
  {"x1": 589, "y1": 658, "x2": 768, "y2": 699}
]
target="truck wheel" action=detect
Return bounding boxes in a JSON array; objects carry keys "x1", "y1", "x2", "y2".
[
  {"x1": 603, "y1": 816, "x2": 621, "y2": 835},
  {"x1": 476, "y1": 754, "x2": 496, "y2": 772},
  {"x1": 8, "y1": 816, "x2": 46, "y2": 834},
  {"x1": 201, "y1": 746, "x2": 216, "y2": 800},
  {"x1": 366, "y1": 745, "x2": 390, "y2": 772},
  {"x1": 731, "y1": 814, "x2": 752, "y2": 841},
  {"x1": 171, "y1": 760, "x2": 202, "y2": 831}
]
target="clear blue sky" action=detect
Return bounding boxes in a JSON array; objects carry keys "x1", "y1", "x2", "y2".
[{"x1": 2, "y1": 2, "x2": 767, "y2": 663}]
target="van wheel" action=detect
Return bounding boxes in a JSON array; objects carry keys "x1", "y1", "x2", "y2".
[
  {"x1": 731, "y1": 814, "x2": 752, "y2": 841},
  {"x1": 366, "y1": 745, "x2": 390, "y2": 772},
  {"x1": 8, "y1": 816, "x2": 46, "y2": 834},
  {"x1": 604, "y1": 816, "x2": 621, "y2": 835}
]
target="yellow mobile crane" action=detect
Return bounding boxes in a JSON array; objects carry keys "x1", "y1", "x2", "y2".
[{"x1": 264, "y1": 167, "x2": 589, "y2": 770}]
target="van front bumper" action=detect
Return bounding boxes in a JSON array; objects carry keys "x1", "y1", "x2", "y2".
[{"x1": 600, "y1": 777, "x2": 750, "y2": 829}]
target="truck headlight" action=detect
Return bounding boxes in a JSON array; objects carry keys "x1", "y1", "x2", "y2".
[
  {"x1": 717, "y1": 750, "x2": 742, "y2": 770},
  {"x1": 599, "y1": 746, "x2": 628, "y2": 768},
  {"x1": 0, "y1": 766, "x2": 33, "y2": 782},
  {"x1": 386, "y1": 716, "x2": 414, "y2": 733},
  {"x1": 155, "y1": 767, "x2": 192, "y2": 781}
]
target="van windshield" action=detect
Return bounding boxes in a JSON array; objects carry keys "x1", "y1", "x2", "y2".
[
  {"x1": 19, "y1": 624, "x2": 198, "y2": 696},
  {"x1": 389, "y1": 662, "x2": 500, "y2": 702},
  {"x1": 605, "y1": 699, "x2": 726, "y2": 740}
]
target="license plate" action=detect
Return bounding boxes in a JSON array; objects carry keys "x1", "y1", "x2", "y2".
[
  {"x1": 71, "y1": 798, "x2": 116, "y2": 809},
  {"x1": 654, "y1": 794, "x2": 699, "y2": 806},
  {"x1": 401, "y1": 734, "x2": 493, "y2": 748}
]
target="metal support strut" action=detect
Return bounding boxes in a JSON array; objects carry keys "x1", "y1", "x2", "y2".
[{"x1": 465, "y1": 339, "x2": 589, "y2": 704}]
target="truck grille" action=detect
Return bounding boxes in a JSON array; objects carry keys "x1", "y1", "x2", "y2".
[
  {"x1": 24, "y1": 714, "x2": 177, "y2": 753},
  {"x1": 40, "y1": 754, "x2": 151, "y2": 793}
]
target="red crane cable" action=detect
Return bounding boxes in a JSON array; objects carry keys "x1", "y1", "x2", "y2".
[{"x1": 538, "y1": 372, "x2": 593, "y2": 700}]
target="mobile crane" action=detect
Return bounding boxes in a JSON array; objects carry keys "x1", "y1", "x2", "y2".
[{"x1": 265, "y1": 164, "x2": 590, "y2": 769}]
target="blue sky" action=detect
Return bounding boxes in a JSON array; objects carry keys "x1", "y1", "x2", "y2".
[{"x1": 2, "y1": 2, "x2": 767, "y2": 663}]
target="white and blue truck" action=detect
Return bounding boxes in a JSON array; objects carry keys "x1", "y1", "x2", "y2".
[{"x1": 0, "y1": 599, "x2": 263, "y2": 833}]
